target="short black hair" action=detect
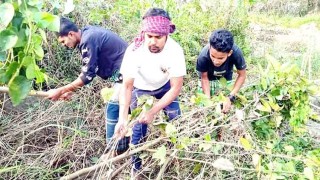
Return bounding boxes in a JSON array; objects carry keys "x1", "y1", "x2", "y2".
[
  {"x1": 209, "y1": 29, "x2": 234, "y2": 53},
  {"x1": 142, "y1": 8, "x2": 171, "y2": 20},
  {"x1": 58, "y1": 17, "x2": 79, "y2": 37}
]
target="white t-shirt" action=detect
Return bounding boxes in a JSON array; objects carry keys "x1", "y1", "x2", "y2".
[{"x1": 120, "y1": 37, "x2": 186, "y2": 90}]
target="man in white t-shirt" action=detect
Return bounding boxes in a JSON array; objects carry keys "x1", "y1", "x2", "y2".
[{"x1": 114, "y1": 8, "x2": 186, "y2": 175}]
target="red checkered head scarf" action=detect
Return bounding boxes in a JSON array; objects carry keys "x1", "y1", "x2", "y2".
[{"x1": 133, "y1": 16, "x2": 176, "y2": 51}]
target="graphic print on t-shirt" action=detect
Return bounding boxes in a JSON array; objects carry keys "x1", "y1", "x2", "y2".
[{"x1": 213, "y1": 70, "x2": 226, "y2": 77}]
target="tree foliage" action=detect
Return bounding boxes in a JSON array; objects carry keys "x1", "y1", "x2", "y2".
[{"x1": 0, "y1": 0, "x2": 59, "y2": 106}]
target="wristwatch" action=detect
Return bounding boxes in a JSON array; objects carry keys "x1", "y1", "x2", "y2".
[{"x1": 228, "y1": 94, "x2": 236, "y2": 103}]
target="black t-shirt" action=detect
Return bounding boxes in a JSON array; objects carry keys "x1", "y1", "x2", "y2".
[
  {"x1": 78, "y1": 26, "x2": 128, "y2": 85},
  {"x1": 196, "y1": 44, "x2": 246, "y2": 81}
]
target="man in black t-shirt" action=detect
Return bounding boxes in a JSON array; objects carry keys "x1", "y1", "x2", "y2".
[
  {"x1": 47, "y1": 17, "x2": 129, "y2": 152},
  {"x1": 196, "y1": 29, "x2": 246, "y2": 113}
]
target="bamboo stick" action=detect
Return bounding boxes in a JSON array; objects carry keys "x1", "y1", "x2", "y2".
[{"x1": 0, "y1": 86, "x2": 49, "y2": 97}]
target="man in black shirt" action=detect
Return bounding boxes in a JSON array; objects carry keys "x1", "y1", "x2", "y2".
[
  {"x1": 47, "y1": 17, "x2": 129, "y2": 152},
  {"x1": 196, "y1": 29, "x2": 246, "y2": 113}
]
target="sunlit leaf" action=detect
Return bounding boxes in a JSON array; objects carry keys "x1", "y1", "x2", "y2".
[
  {"x1": 303, "y1": 167, "x2": 314, "y2": 180},
  {"x1": 260, "y1": 78, "x2": 267, "y2": 90},
  {"x1": 257, "y1": 99, "x2": 271, "y2": 112},
  {"x1": 240, "y1": 137, "x2": 252, "y2": 151},
  {"x1": 38, "y1": 29, "x2": 47, "y2": 44},
  {"x1": 100, "y1": 87, "x2": 114, "y2": 103},
  {"x1": 204, "y1": 134, "x2": 211, "y2": 141},
  {"x1": 199, "y1": 143, "x2": 212, "y2": 151},
  {"x1": 8, "y1": 75, "x2": 32, "y2": 106},
  {"x1": 212, "y1": 158, "x2": 235, "y2": 171},
  {"x1": 0, "y1": 3, "x2": 15, "y2": 32},
  {"x1": 130, "y1": 108, "x2": 142, "y2": 119},
  {"x1": 193, "y1": 163, "x2": 202, "y2": 174},
  {"x1": 152, "y1": 145, "x2": 166, "y2": 165},
  {"x1": 47, "y1": 15, "x2": 60, "y2": 32},
  {"x1": 34, "y1": 70, "x2": 46, "y2": 83},
  {"x1": 219, "y1": 77, "x2": 227, "y2": 87},
  {"x1": 275, "y1": 115, "x2": 283, "y2": 127},
  {"x1": 165, "y1": 123, "x2": 177, "y2": 136},
  {"x1": 252, "y1": 153, "x2": 260, "y2": 167},
  {"x1": 284, "y1": 145, "x2": 294, "y2": 152},
  {"x1": 0, "y1": 30, "x2": 18, "y2": 51}
]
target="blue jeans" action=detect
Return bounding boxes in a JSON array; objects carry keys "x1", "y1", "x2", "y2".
[
  {"x1": 131, "y1": 81, "x2": 181, "y2": 171},
  {"x1": 106, "y1": 90, "x2": 130, "y2": 152}
]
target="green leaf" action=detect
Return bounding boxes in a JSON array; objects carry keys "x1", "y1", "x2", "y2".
[
  {"x1": 240, "y1": 137, "x2": 252, "y2": 151},
  {"x1": 0, "y1": 3, "x2": 15, "y2": 32},
  {"x1": 22, "y1": 56, "x2": 34, "y2": 67},
  {"x1": 152, "y1": 145, "x2": 167, "y2": 165},
  {"x1": 100, "y1": 87, "x2": 115, "y2": 103},
  {"x1": 47, "y1": 15, "x2": 60, "y2": 32},
  {"x1": 219, "y1": 77, "x2": 227, "y2": 87},
  {"x1": 34, "y1": 69, "x2": 46, "y2": 83},
  {"x1": 32, "y1": 34, "x2": 42, "y2": 46},
  {"x1": 8, "y1": 75, "x2": 32, "y2": 106},
  {"x1": 14, "y1": 28, "x2": 27, "y2": 47},
  {"x1": 257, "y1": 99, "x2": 271, "y2": 112},
  {"x1": 0, "y1": 51, "x2": 6, "y2": 61},
  {"x1": 193, "y1": 163, "x2": 202, "y2": 174},
  {"x1": 33, "y1": 12, "x2": 60, "y2": 32},
  {"x1": 38, "y1": 29, "x2": 47, "y2": 44},
  {"x1": 0, "y1": 30, "x2": 18, "y2": 51},
  {"x1": 26, "y1": 64, "x2": 36, "y2": 79},
  {"x1": 260, "y1": 78, "x2": 267, "y2": 90},
  {"x1": 34, "y1": 45, "x2": 44, "y2": 60},
  {"x1": 0, "y1": 69, "x2": 9, "y2": 84},
  {"x1": 6, "y1": 61, "x2": 19, "y2": 78},
  {"x1": 130, "y1": 108, "x2": 142, "y2": 119},
  {"x1": 204, "y1": 134, "x2": 211, "y2": 141}
]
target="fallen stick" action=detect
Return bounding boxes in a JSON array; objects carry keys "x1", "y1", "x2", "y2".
[
  {"x1": 60, "y1": 137, "x2": 166, "y2": 180},
  {"x1": 0, "y1": 86, "x2": 49, "y2": 97}
]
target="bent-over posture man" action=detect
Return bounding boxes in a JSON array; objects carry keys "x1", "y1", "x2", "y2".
[
  {"x1": 197, "y1": 29, "x2": 246, "y2": 113},
  {"x1": 47, "y1": 17, "x2": 129, "y2": 152}
]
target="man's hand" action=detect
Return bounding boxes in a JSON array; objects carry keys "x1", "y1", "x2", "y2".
[
  {"x1": 114, "y1": 121, "x2": 128, "y2": 139},
  {"x1": 47, "y1": 89, "x2": 63, "y2": 101},
  {"x1": 60, "y1": 92, "x2": 73, "y2": 101},
  {"x1": 222, "y1": 98, "x2": 232, "y2": 113},
  {"x1": 139, "y1": 111, "x2": 155, "y2": 124}
]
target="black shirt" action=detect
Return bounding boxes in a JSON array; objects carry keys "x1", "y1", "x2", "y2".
[
  {"x1": 196, "y1": 44, "x2": 246, "y2": 81},
  {"x1": 78, "y1": 26, "x2": 128, "y2": 85}
]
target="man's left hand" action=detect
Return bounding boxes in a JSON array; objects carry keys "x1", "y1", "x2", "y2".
[
  {"x1": 222, "y1": 98, "x2": 232, "y2": 113},
  {"x1": 138, "y1": 111, "x2": 155, "y2": 124}
]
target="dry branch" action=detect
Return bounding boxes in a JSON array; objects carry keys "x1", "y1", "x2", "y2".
[
  {"x1": 0, "y1": 86, "x2": 49, "y2": 97},
  {"x1": 60, "y1": 137, "x2": 166, "y2": 180}
]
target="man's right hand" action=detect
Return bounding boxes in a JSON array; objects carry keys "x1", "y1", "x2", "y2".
[
  {"x1": 114, "y1": 121, "x2": 128, "y2": 139},
  {"x1": 47, "y1": 88, "x2": 63, "y2": 101}
]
